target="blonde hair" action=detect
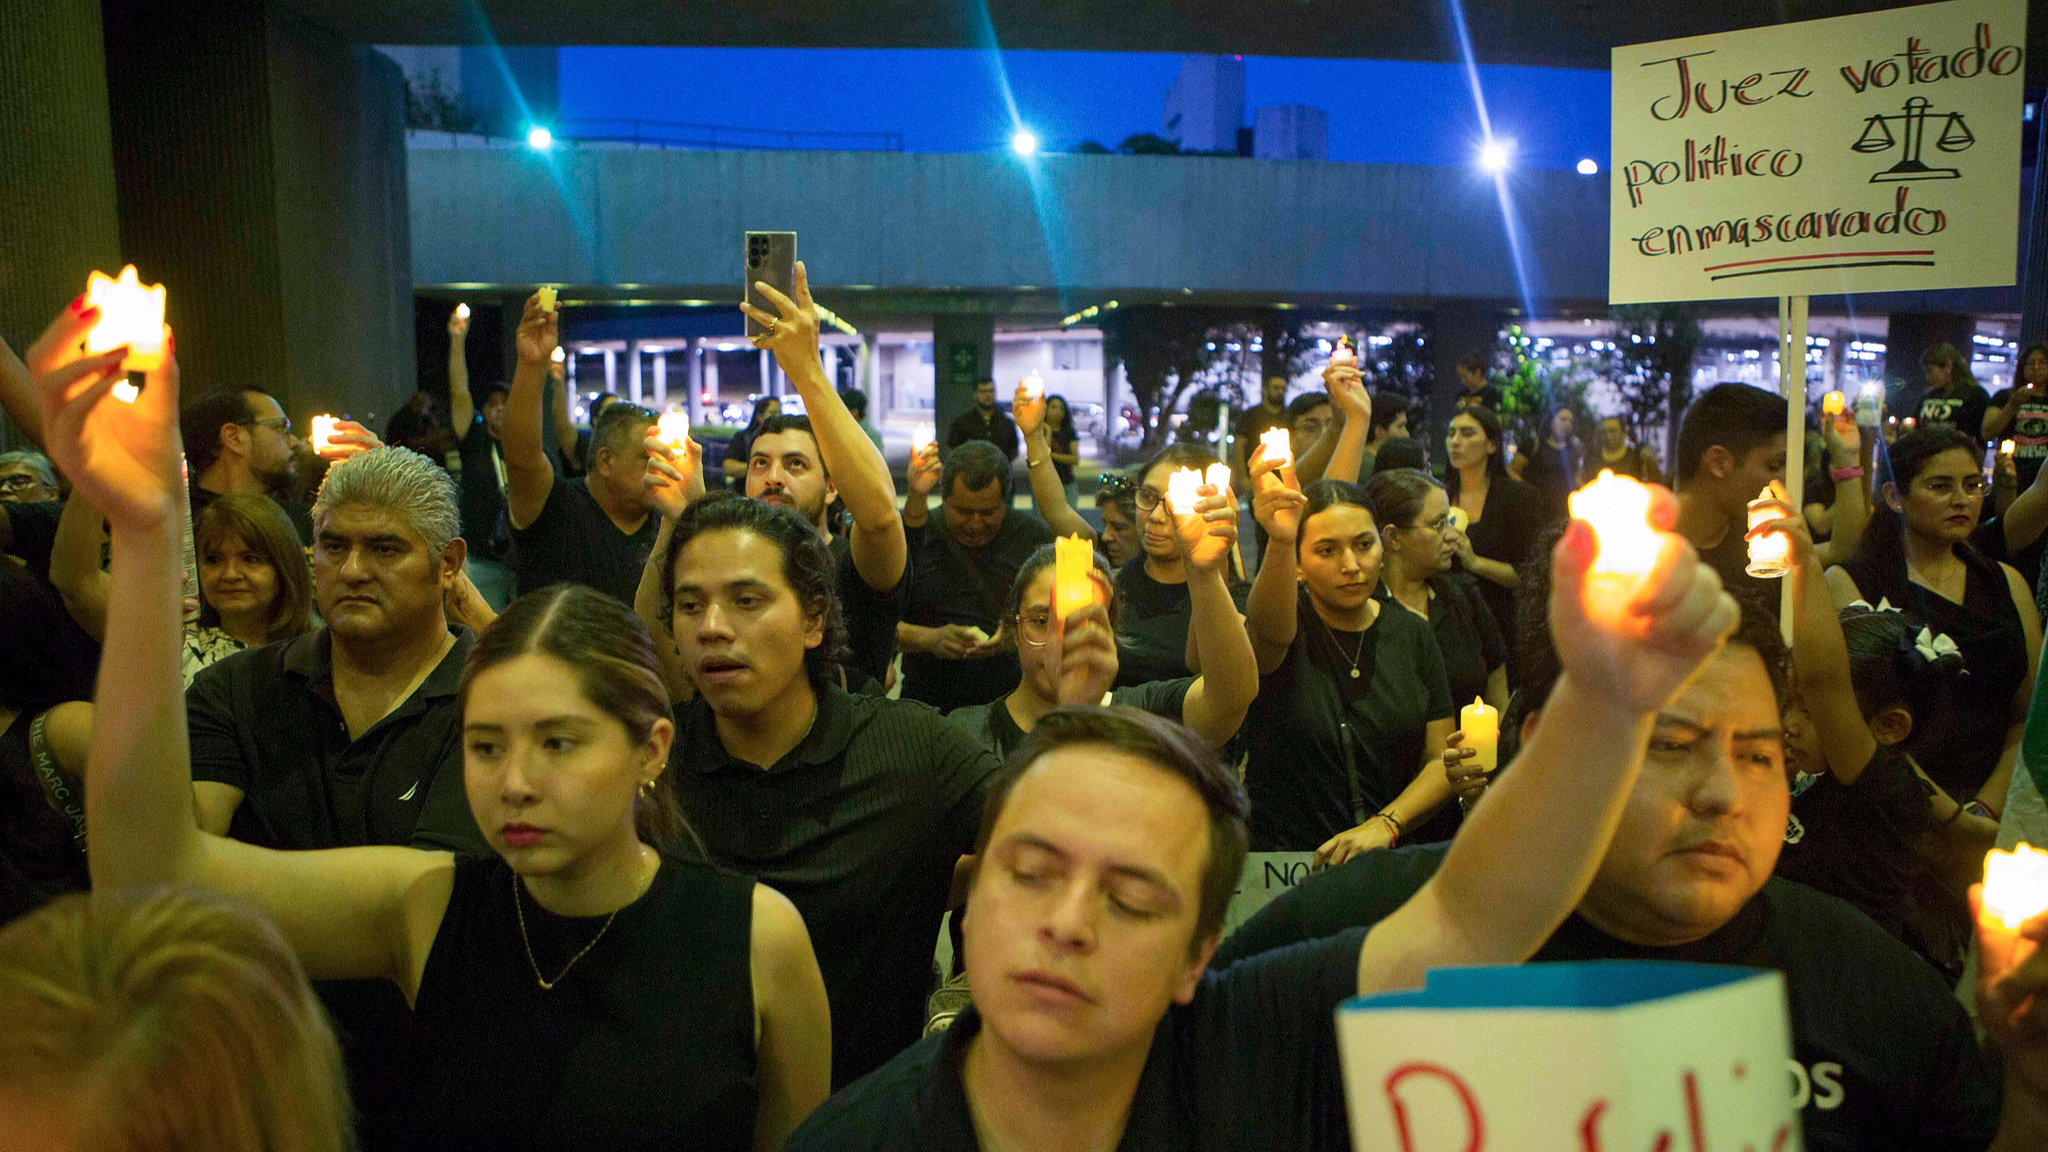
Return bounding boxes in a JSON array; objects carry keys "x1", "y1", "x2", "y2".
[{"x1": 0, "y1": 887, "x2": 351, "y2": 1152}]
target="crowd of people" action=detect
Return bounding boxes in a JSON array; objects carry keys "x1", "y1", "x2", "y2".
[{"x1": 0, "y1": 270, "x2": 2045, "y2": 1152}]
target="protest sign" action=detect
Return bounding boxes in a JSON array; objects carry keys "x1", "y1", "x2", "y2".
[
  {"x1": 1610, "y1": 0, "x2": 2026, "y2": 303},
  {"x1": 1339, "y1": 963, "x2": 1801, "y2": 1151},
  {"x1": 1226, "y1": 851, "x2": 1318, "y2": 933}
]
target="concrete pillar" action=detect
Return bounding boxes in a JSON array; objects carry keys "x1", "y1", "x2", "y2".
[
  {"x1": 1427, "y1": 300, "x2": 1508, "y2": 462},
  {"x1": 651, "y1": 352, "x2": 668, "y2": 408},
  {"x1": 1884, "y1": 311, "x2": 1976, "y2": 404},
  {"x1": 0, "y1": 2, "x2": 122, "y2": 447},
  {"x1": 603, "y1": 348, "x2": 617, "y2": 392},
  {"x1": 687, "y1": 341, "x2": 705, "y2": 424},
  {"x1": 703, "y1": 345, "x2": 720, "y2": 414},
  {"x1": 100, "y1": 0, "x2": 413, "y2": 427},
  {"x1": 933, "y1": 313, "x2": 996, "y2": 441},
  {"x1": 628, "y1": 344, "x2": 643, "y2": 403}
]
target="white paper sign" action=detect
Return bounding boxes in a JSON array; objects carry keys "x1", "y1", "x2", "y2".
[
  {"x1": 1609, "y1": 0, "x2": 2027, "y2": 304},
  {"x1": 1340, "y1": 963, "x2": 1802, "y2": 1152},
  {"x1": 1225, "y1": 851, "x2": 1318, "y2": 933}
]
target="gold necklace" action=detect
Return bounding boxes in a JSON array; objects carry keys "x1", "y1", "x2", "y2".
[
  {"x1": 1318, "y1": 612, "x2": 1368, "y2": 679},
  {"x1": 512, "y1": 873, "x2": 620, "y2": 991}
]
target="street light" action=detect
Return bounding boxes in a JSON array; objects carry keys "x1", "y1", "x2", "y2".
[
  {"x1": 1477, "y1": 138, "x2": 1512, "y2": 174},
  {"x1": 1010, "y1": 129, "x2": 1040, "y2": 157},
  {"x1": 1576, "y1": 158, "x2": 1600, "y2": 176},
  {"x1": 526, "y1": 125, "x2": 554, "y2": 151}
]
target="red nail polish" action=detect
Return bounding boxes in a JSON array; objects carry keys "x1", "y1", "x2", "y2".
[{"x1": 69, "y1": 294, "x2": 88, "y2": 314}]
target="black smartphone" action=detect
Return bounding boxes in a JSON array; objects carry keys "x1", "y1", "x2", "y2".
[{"x1": 744, "y1": 231, "x2": 798, "y2": 338}]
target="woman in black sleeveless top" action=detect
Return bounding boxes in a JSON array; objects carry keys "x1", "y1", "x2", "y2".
[
  {"x1": 1826, "y1": 428, "x2": 2042, "y2": 810},
  {"x1": 69, "y1": 365, "x2": 833, "y2": 1152}
]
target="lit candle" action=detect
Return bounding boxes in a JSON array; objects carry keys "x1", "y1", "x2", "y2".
[
  {"x1": 1981, "y1": 843, "x2": 2048, "y2": 931},
  {"x1": 1855, "y1": 383, "x2": 1884, "y2": 426},
  {"x1": 913, "y1": 423, "x2": 936, "y2": 454},
  {"x1": 1745, "y1": 483, "x2": 1793, "y2": 579},
  {"x1": 110, "y1": 381, "x2": 140, "y2": 404},
  {"x1": 310, "y1": 414, "x2": 343, "y2": 459},
  {"x1": 454, "y1": 302, "x2": 470, "y2": 321},
  {"x1": 1203, "y1": 462, "x2": 1230, "y2": 494},
  {"x1": 1258, "y1": 426, "x2": 1293, "y2": 471},
  {"x1": 84, "y1": 265, "x2": 168, "y2": 373},
  {"x1": 1053, "y1": 535, "x2": 1096, "y2": 624},
  {"x1": 1166, "y1": 467, "x2": 1204, "y2": 516},
  {"x1": 1460, "y1": 697, "x2": 1500, "y2": 772},
  {"x1": 656, "y1": 412, "x2": 692, "y2": 450},
  {"x1": 1903, "y1": 417, "x2": 1917, "y2": 431},
  {"x1": 1330, "y1": 337, "x2": 1358, "y2": 368},
  {"x1": 551, "y1": 345, "x2": 566, "y2": 365},
  {"x1": 536, "y1": 286, "x2": 558, "y2": 313},
  {"x1": 1567, "y1": 470, "x2": 1663, "y2": 612},
  {"x1": 2001, "y1": 439, "x2": 2016, "y2": 458},
  {"x1": 1822, "y1": 391, "x2": 1845, "y2": 417},
  {"x1": 1019, "y1": 371, "x2": 1045, "y2": 404},
  {"x1": 1446, "y1": 506, "x2": 1469, "y2": 534}
]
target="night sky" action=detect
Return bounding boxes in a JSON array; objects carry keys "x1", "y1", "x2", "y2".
[{"x1": 558, "y1": 48, "x2": 1610, "y2": 170}]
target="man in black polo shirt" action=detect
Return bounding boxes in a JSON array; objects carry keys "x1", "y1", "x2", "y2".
[
  {"x1": 791, "y1": 496, "x2": 1753, "y2": 1150},
  {"x1": 502, "y1": 292, "x2": 660, "y2": 605},
  {"x1": 185, "y1": 446, "x2": 488, "y2": 1149},
  {"x1": 445, "y1": 304, "x2": 517, "y2": 608},
  {"x1": 899, "y1": 439, "x2": 1053, "y2": 712},
  {"x1": 656, "y1": 494, "x2": 999, "y2": 1086},
  {"x1": 1215, "y1": 590, "x2": 2011, "y2": 1152},
  {"x1": 947, "y1": 377, "x2": 1019, "y2": 462}
]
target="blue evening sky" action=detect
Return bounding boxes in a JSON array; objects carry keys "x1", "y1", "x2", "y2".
[{"x1": 557, "y1": 48, "x2": 1610, "y2": 170}]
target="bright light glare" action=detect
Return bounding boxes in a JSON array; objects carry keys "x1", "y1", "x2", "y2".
[
  {"x1": 1477, "y1": 139, "x2": 1512, "y2": 173},
  {"x1": 526, "y1": 126, "x2": 554, "y2": 151},
  {"x1": 1576, "y1": 158, "x2": 1599, "y2": 176},
  {"x1": 1010, "y1": 129, "x2": 1039, "y2": 156}
]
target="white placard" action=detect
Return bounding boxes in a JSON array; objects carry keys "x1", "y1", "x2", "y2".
[
  {"x1": 1340, "y1": 964, "x2": 1802, "y2": 1151},
  {"x1": 1225, "y1": 851, "x2": 1318, "y2": 932},
  {"x1": 1609, "y1": 0, "x2": 2027, "y2": 304}
]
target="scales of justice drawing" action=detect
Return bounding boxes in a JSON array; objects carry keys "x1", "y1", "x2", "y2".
[{"x1": 1852, "y1": 96, "x2": 1975, "y2": 182}]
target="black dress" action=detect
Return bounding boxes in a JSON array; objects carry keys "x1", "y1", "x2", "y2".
[
  {"x1": 1449, "y1": 472, "x2": 1543, "y2": 678},
  {"x1": 407, "y1": 855, "x2": 759, "y2": 1151},
  {"x1": 1837, "y1": 548, "x2": 2029, "y2": 801}
]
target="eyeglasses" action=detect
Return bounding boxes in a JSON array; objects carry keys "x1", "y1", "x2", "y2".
[
  {"x1": 1408, "y1": 514, "x2": 1451, "y2": 533},
  {"x1": 1133, "y1": 486, "x2": 1168, "y2": 513},
  {"x1": 1013, "y1": 609, "x2": 1055, "y2": 647},
  {"x1": 0, "y1": 474, "x2": 48, "y2": 492},
  {"x1": 1917, "y1": 476, "x2": 1988, "y2": 498}
]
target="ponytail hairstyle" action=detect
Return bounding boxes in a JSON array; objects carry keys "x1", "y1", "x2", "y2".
[
  {"x1": 0, "y1": 886, "x2": 351, "y2": 1152},
  {"x1": 1294, "y1": 478, "x2": 1376, "y2": 560},
  {"x1": 1838, "y1": 601, "x2": 1967, "y2": 728},
  {"x1": 461, "y1": 583, "x2": 696, "y2": 854}
]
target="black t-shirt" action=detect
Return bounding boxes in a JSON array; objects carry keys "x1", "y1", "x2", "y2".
[
  {"x1": 788, "y1": 929, "x2": 1369, "y2": 1152},
  {"x1": 511, "y1": 476, "x2": 660, "y2": 605},
  {"x1": 0, "y1": 709, "x2": 91, "y2": 929},
  {"x1": 1988, "y1": 388, "x2": 2048, "y2": 488},
  {"x1": 899, "y1": 512, "x2": 1053, "y2": 713},
  {"x1": 1047, "y1": 422, "x2": 1079, "y2": 484},
  {"x1": 1, "y1": 499, "x2": 62, "y2": 580},
  {"x1": 186, "y1": 627, "x2": 489, "y2": 856},
  {"x1": 189, "y1": 484, "x2": 314, "y2": 546},
  {"x1": 1917, "y1": 382, "x2": 1991, "y2": 442},
  {"x1": 1381, "y1": 572, "x2": 1504, "y2": 708},
  {"x1": 1242, "y1": 591, "x2": 1454, "y2": 850},
  {"x1": 409, "y1": 854, "x2": 759, "y2": 1150},
  {"x1": 1215, "y1": 844, "x2": 2002, "y2": 1152},
  {"x1": 457, "y1": 415, "x2": 511, "y2": 560},
  {"x1": 1777, "y1": 745, "x2": 1933, "y2": 945},
  {"x1": 1697, "y1": 519, "x2": 1787, "y2": 617},
  {"x1": 829, "y1": 533, "x2": 902, "y2": 689},
  {"x1": 1520, "y1": 439, "x2": 1578, "y2": 526},
  {"x1": 1113, "y1": 557, "x2": 1253, "y2": 688},
  {"x1": 669, "y1": 688, "x2": 1000, "y2": 1086},
  {"x1": 946, "y1": 678, "x2": 1196, "y2": 760},
  {"x1": 1457, "y1": 382, "x2": 1503, "y2": 410},
  {"x1": 946, "y1": 408, "x2": 1020, "y2": 461}
]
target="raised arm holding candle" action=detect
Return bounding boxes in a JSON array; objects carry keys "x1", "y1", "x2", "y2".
[
  {"x1": 536, "y1": 285, "x2": 558, "y2": 313},
  {"x1": 1257, "y1": 426, "x2": 1293, "y2": 474},
  {"x1": 1568, "y1": 469, "x2": 1665, "y2": 619}
]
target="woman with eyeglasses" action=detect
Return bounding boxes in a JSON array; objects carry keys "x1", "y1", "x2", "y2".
[
  {"x1": 944, "y1": 496, "x2": 1258, "y2": 760},
  {"x1": 1110, "y1": 442, "x2": 1255, "y2": 686},
  {"x1": 1827, "y1": 428, "x2": 2041, "y2": 818},
  {"x1": 1367, "y1": 468, "x2": 1507, "y2": 714}
]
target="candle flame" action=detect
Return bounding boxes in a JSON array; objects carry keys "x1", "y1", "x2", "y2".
[
  {"x1": 1166, "y1": 468, "x2": 1204, "y2": 516},
  {"x1": 84, "y1": 266, "x2": 168, "y2": 373},
  {"x1": 913, "y1": 423, "x2": 936, "y2": 453},
  {"x1": 1822, "y1": 391, "x2": 1844, "y2": 416},
  {"x1": 656, "y1": 413, "x2": 692, "y2": 449},
  {"x1": 2002, "y1": 440, "x2": 2016, "y2": 457},
  {"x1": 1568, "y1": 471, "x2": 1661, "y2": 577},
  {"x1": 1258, "y1": 427, "x2": 1293, "y2": 471},
  {"x1": 1019, "y1": 371, "x2": 1045, "y2": 403},
  {"x1": 454, "y1": 302, "x2": 470, "y2": 321},
  {"x1": 550, "y1": 345, "x2": 565, "y2": 365},
  {"x1": 1982, "y1": 843, "x2": 2048, "y2": 930}
]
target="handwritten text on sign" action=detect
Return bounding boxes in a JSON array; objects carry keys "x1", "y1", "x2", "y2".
[{"x1": 1609, "y1": 0, "x2": 2026, "y2": 304}]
